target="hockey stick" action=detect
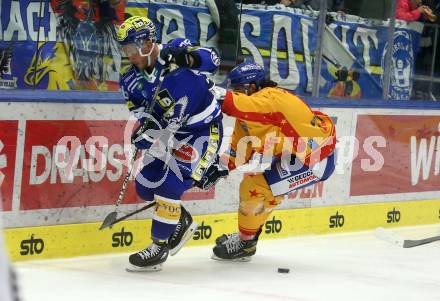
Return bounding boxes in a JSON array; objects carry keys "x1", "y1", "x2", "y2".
[
  {"x1": 99, "y1": 67, "x2": 167, "y2": 231},
  {"x1": 375, "y1": 227, "x2": 440, "y2": 248},
  {"x1": 101, "y1": 201, "x2": 157, "y2": 229}
]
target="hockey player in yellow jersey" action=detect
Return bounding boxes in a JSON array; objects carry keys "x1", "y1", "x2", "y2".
[{"x1": 197, "y1": 62, "x2": 337, "y2": 261}]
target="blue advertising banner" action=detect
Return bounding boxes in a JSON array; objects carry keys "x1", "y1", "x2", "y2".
[
  {"x1": 0, "y1": 0, "x2": 124, "y2": 91},
  {"x1": 323, "y1": 14, "x2": 423, "y2": 100},
  {"x1": 134, "y1": 2, "x2": 317, "y2": 94},
  {"x1": 0, "y1": 0, "x2": 57, "y2": 90},
  {"x1": 0, "y1": 0, "x2": 424, "y2": 100},
  {"x1": 136, "y1": 1, "x2": 423, "y2": 99}
]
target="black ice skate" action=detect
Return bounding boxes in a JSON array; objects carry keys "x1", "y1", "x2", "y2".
[
  {"x1": 168, "y1": 206, "x2": 198, "y2": 256},
  {"x1": 126, "y1": 240, "x2": 169, "y2": 272},
  {"x1": 215, "y1": 228, "x2": 262, "y2": 246},
  {"x1": 215, "y1": 233, "x2": 239, "y2": 245},
  {"x1": 212, "y1": 233, "x2": 258, "y2": 262}
]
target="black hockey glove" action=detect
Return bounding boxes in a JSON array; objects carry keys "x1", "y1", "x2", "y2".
[
  {"x1": 132, "y1": 118, "x2": 177, "y2": 159},
  {"x1": 160, "y1": 37, "x2": 202, "y2": 69},
  {"x1": 196, "y1": 161, "x2": 229, "y2": 190},
  {"x1": 159, "y1": 47, "x2": 199, "y2": 68},
  {"x1": 160, "y1": 46, "x2": 181, "y2": 64},
  {"x1": 131, "y1": 120, "x2": 161, "y2": 150}
]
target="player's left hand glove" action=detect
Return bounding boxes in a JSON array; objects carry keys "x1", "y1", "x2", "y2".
[
  {"x1": 196, "y1": 159, "x2": 229, "y2": 190},
  {"x1": 131, "y1": 121, "x2": 156, "y2": 149},
  {"x1": 159, "y1": 38, "x2": 197, "y2": 68}
]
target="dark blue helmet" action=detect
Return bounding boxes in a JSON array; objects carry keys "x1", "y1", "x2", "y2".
[{"x1": 228, "y1": 62, "x2": 266, "y2": 88}]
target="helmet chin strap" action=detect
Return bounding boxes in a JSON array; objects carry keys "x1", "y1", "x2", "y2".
[{"x1": 138, "y1": 43, "x2": 156, "y2": 66}]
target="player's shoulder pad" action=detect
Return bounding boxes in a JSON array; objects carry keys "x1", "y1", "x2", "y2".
[{"x1": 188, "y1": 46, "x2": 220, "y2": 67}]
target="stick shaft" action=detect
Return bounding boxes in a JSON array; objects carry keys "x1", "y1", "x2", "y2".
[
  {"x1": 112, "y1": 68, "x2": 167, "y2": 211},
  {"x1": 114, "y1": 148, "x2": 139, "y2": 209},
  {"x1": 110, "y1": 202, "x2": 156, "y2": 227}
]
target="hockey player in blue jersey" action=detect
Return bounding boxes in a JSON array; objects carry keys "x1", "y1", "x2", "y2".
[{"x1": 117, "y1": 16, "x2": 222, "y2": 271}]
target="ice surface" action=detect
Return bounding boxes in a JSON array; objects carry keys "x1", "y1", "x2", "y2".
[{"x1": 15, "y1": 225, "x2": 440, "y2": 301}]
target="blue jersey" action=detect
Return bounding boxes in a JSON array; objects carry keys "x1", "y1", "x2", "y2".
[
  {"x1": 120, "y1": 39, "x2": 220, "y2": 123},
  {"x1": 151, "y1": 68, "x2": 222, "y2": 132},
  {"x1": 133, "y1": 69, "x2": 224, "y2": 242}
]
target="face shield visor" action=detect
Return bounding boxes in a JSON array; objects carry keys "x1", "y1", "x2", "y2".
[
  {"x1": 227, "y1": 79, "x2": 251, "y2": 95},
  {"x1": 121, "y1": 43, "x2": 139, "y2": 57},
  {"x1": 120, "y1": 39, "x2": 156, "y2": 66}
]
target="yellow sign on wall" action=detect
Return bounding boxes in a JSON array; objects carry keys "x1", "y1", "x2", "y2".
[{"x1": 5, "y1": 199, "x2": 440, "y2": 262}]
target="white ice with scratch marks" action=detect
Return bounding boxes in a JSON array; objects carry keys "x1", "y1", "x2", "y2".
[{"x1": 15, "y1": 225, "x2": 440, "y2": 301}]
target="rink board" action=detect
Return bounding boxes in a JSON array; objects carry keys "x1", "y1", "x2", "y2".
[
  {"x1": 1, "y1": 102, "x2": 440, "y2": 229},
  {"x1": 1, "y1": 97, "x2": 440, "y2": 261},
  {"x1": 5, "y1": 199, "x2": 440, "y2": 262}
]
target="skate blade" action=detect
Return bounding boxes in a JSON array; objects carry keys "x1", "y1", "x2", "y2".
[
  {"x1": 169, "y1": 221, "x2": 198, "y2": 256},
  {"x1": 211, "y1": 254, "x2": 252, "y2": 262},
  {"x1": 126, "y1": 263, "x2": 163, "y2": 272}
]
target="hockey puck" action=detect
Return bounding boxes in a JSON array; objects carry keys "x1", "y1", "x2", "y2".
[{"x1": 277, "y1": 268, "x2": 290, "y2": 273}]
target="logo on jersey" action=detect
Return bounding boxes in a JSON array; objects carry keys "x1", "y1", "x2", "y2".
[
  {"x1": 174, "y1": 144, "x2": 199, "y2": 163},
  {"x1": 157, "y1": 89, "x2": 175, "y2": 110},
  {"x1": 211, "y1": 51, "x2": 220, "y2": 66},
  {"x1": 311, "y1": 115, "x2": 332, "y2": 134},
  {"x1": 287, "y1": 170, "x2": 317, "y2": 189},
  {"x1": 177, "y1": 38, "x2": 192, "y2": 48}
]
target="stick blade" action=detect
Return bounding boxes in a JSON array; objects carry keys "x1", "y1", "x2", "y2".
[
  {"x1": 403, "y1": 236, "x2": 440, "y2": 248},
  {"x1": 374, "y1": 227, "x2": 404, "y2": 247},
  {"x1": 99, "y1": 211, "x2": 118, "y2": 230}
]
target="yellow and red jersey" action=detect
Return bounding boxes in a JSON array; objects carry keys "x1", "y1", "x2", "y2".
[{"x1": 222, "y1": 87, "x2": 336, "y2": 170}]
